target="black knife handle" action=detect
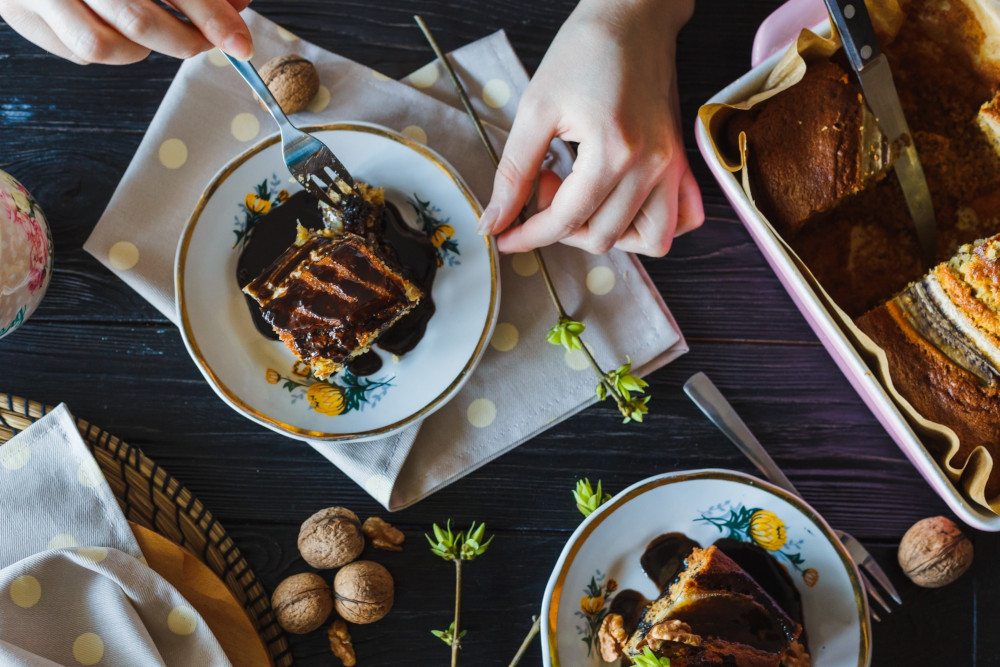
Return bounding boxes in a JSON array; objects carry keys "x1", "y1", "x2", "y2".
[{"x1": 823, "y1": 0, "x2": 882, "y2": 71}]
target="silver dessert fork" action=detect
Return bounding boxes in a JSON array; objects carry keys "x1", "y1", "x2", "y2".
[
  {"x1": 682, "y1": 371, "x2": 902, "y2": 622},
  {"x1": 225, "y1": 55, "x2": 360, "y2": 212}
]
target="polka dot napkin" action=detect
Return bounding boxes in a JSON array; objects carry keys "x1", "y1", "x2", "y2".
[
  {"x1": 84, "y1": 10, "x2": 688, "y2": 510},
  {"x1": 0, "y1": 404, "x2": 230, "y2": 665}
]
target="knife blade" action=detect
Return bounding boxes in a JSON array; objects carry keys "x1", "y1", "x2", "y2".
[{"x1": 824, "y1": 0, "x2": 937, "y2": 266}]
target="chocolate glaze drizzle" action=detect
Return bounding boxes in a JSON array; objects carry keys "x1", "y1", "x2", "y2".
[{"x1": 236, "y1": 190, "x2": 438, "y2": 376}]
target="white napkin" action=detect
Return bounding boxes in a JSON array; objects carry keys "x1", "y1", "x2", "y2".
[
  {"x1": 0, "y1": 404, "x2": 229, "y2": 665},
  {"x1": 84, "y1": 10, "x2": 687, "y2": 509}
]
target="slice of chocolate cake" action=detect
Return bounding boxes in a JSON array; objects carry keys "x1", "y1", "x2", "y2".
[
  {"x1": 856, "y1": 233, "x2": 1000, "y2": 488},
  {"x1": 608, "y1": 546, "x2": 809, "y2": 666},
  {"x1": 243, "y1": 227, "x2": 422, "y2": 380}
]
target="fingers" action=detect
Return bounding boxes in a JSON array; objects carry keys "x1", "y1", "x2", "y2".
[
  {"x1": 613, "y1": 164, "x2": 704, "y2": 256},
  {"x1": 0, "y1": 6, "x2": 86, "y2": 62},
  {"x1": 37, "y1": 0, "x2": 150, "y2": 64},
  {"x1": 559, "y1": 164, "x2": 661, "y2": 255},
  {"x1": 494, "y1": 141, "x2": 623, "y2": 253},
  {"x1": 477, "y1": 100, "x2": 555, "y2": 236},
  {"x1": 170, "y1": 0, "x2": 252, "y2": 59},
  {"x1": 82, "y1": 0, "x2": 210, "y2": 60}
]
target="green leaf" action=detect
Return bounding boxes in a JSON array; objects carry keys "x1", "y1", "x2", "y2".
[{"x1": 633, "y1": 646, "x2": 671, "y2": 667}]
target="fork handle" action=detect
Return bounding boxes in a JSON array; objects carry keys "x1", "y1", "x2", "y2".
[
  {"x1": 225, "y1": 54, "x2": 292, "y2": 129},
  {"x1": 683, "y1": 372, "x2": 802, "y2": 498}
]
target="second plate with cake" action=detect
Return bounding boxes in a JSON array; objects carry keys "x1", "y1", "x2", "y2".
[{"x1": 176, "y1": 123, "x2": 499, "y2": 442}]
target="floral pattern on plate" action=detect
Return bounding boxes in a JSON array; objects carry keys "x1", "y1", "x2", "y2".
[{"x1": 266, "y1": 363, "x2": 393, "y2": 417}]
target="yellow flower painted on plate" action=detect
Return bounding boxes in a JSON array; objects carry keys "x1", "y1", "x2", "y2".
[
  {"x1": 245, "y1": 193, "x2": 271, "y2": 215},
  {"x1": 606, "y1": 578, "x2": 618, "y2": 593},
  {"x1": 430, "y1": 223, "x2": 454, "y2": 248},
  {"x1": 307, "y1": 383, "x2": 346, "y2": 416},
  {"x1": 277, "y1": 189, "x2": 290, "y2": 202},
  {"x1": 580, "y1": 595, "x2": 604, "y2": 615},
  {"x1": 265, "y1": 368, "x2": 280, "y2": 384},
  {"x1": 749, "y1": 510, "x2": 787, "y2": 551}
]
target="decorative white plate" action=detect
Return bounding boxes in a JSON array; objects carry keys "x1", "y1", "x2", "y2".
[
  {"x1": 542, "y1": 469, "x2": 871, "y2": 667},
  {"x1": 176, "y1": 123, "x2": 499, "y2": 442}
]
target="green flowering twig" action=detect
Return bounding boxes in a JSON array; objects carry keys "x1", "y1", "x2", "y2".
[
  {"x1": 427, "y1": 520, "x2": 494, "y2": 666},
  {"x1": 573, "y1": 478, "x2": 612, "y2": 518},
  {"x1": 413, "y1": 14, "x2": 651, "y2": 426}
]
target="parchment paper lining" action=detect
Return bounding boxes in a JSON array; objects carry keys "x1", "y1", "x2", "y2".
[{"x1": 698, "y1": 1, "x2": 1000, "y2": 515}]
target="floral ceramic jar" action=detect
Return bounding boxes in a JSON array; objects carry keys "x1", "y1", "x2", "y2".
[{"x1": 0, "y1": 169, "x2": 53, "y2": 339}]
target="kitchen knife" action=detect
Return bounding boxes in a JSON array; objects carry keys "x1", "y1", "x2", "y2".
[{"x1": 824, "y1": 0, "x2": 937, "y2": 266}]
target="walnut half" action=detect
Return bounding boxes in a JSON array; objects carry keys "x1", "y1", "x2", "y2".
[
  {"x1": 362, "y1": 517, "x2": 406, "y2": 551},
  {"x1": 328, "y1": 619, "x2": 357, "y2": 667},
  {"x1": 597, "y1": 613, "x2": 627, "y2": 663}
]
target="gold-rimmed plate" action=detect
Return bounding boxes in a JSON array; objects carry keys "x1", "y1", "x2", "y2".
[
  {"x1": 175, "y1": 122, "x2": 499, "y2": 442},
  {"x1": 542, "y1": 469, "x2": 871, "y2": 666}
]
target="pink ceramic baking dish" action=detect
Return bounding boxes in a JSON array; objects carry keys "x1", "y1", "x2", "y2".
[{"x1": 695, "y1": 0, "x2": 1000, "y2": 531}]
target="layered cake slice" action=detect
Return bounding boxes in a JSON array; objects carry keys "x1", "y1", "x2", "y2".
[
  {"x1": 856, "y1": 234, "x2": 1000, "y2": 463},
  {"x1": 603, "y1": 546, "x2": 809, "y2": 666},
  {"x1": 243, "y1": 227, "x2": 422, "y2": 380}
]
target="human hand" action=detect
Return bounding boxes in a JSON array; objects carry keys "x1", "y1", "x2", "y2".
[
  {"x1": 478, "y1": 0, "x2": 704, "y2": 257},
  {"x1": 0, "y1": 0, "x2": 253, "y2": 65}
]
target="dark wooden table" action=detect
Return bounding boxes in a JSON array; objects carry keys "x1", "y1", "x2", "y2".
[{"x1": 0, "y1": 1, "x2": 990, "y2": 664}]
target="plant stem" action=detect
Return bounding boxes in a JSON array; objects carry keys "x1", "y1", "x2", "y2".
[
  {"x1": 451, "y1": 558, "x2": 462, "y2": 667},
  {"x1": 414, "y1": 14, "x2": 629, "y2": 410},
  {"x1": 508, "y1": 616, "x2": 541, "y2": 667}
]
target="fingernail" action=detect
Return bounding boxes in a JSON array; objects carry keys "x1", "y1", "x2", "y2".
[
  {"x1": 223, "y1": 33, "x2": 254, "y2": 61},
  {"x1": 477, "y1": 202, "x2": 500, "y2": 235}
]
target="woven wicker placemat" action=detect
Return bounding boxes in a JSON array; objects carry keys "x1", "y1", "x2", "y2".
[{"x1": 0, "y1": 394, "x2": 292, "y2": 667}]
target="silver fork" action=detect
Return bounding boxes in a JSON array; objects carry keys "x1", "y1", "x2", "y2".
[
  {"x1": 682, "y1": 371, "x2": 902, "y2": 622},
  {"x1": 225, "y1": 55, "x2": 361, "y2": 212}
]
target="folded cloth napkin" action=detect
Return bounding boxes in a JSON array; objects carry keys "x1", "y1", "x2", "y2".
[
  {"x1": 0, "y1": 404, "x2": 230, "y2": 666},
  {"x1": 84, "y1": 10, "x2": 688, "y2": 510}
]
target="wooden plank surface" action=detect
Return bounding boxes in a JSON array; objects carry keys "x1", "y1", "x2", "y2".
[{"x1": 0, "y1": 0, "x2": 988, "y2": 664}]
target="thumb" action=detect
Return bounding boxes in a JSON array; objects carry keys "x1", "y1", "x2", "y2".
[{"x1": 478, "y1": 110, "x2": 555, "y2": 235}]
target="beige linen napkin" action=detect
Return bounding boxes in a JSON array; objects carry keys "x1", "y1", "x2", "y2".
[
  {"x1": 0, "y1": 404, "x2": 230, "y2": 665},
  {"x1": 84, "y1": 10, "x2": 687, "y2": 510}
]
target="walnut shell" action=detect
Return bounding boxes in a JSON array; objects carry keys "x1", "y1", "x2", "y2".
[
  {"x1": 333, "y1": 560, "x2": 394, "y2": 624},
  {"x1": 298, "y1": 507, "x2": 365, "y2": 569},
  {"x1": 257, "y1": 54, "x2": 319, "y2": 115},
  {"x1": 898, "y1": 515, "x2": 973, "y2": 588},
  {"x1": 271, "y1": 572, "x2": 333, "y2": 634}
]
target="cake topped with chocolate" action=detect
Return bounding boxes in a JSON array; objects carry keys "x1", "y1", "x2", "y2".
[{"x1": 243, "y1": 227, "x2": 422, "y2": 380}]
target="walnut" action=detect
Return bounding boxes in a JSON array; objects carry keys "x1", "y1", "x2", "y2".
[
  {"x1": 328, "y1": 619, "x2": 357, "y2": 667},
  {"x1": 648, "y1": 619, "x2": 701, "y2": 647},
  {"x1": 780, "y1": 640, "x2": 811, "y2": 667},
  {"x1": 256, "y1": 54, "x2": 319, "y2": 115},
  {"x1": 898, "y1": 515, "x2": 973, "y2": 588},
  {"x1": 298, "y1": 507, "x2": 365, "y2": 569},
  {"x1": 597, "y1": 613, "x2": 626, "y2": 662},
  {"x1": 270, "y1": 573, "x2": 333, "y2": 634},
  {"x1": 333, "y1": 560, "x2": 394, "y2": 623},
  {"x1": 362, "y1": 517, "x2": 405, "y2": 551}
]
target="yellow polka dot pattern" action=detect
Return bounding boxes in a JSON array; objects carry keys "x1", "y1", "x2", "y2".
[
  {"x1": 72, "y1": 633, "x2": 104, "y2": 665},
  {"x1": 9, "y1": 575, "x2": 41, "y2": 608},
  {"x1": 167, "y1": 606, "x2": 198, "y2": 635}
]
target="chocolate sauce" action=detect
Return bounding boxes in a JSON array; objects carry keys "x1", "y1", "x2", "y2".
[
  {"x1": 713, "y1": 537, "x2": 803, "y2": 634},
  {"x1": 607, "y1": 589, "x2": 649, "y2": 638},
  {"x1": 236, "y1": 191, "x2": 324, "y2": 340},
  {"x1": 640, "y1": 532, "x2": 701, "y2": 592},
  {"x1": 236, "y1": 191, "x2": 438, "y2": 376}
]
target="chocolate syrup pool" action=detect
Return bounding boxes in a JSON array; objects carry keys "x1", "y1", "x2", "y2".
[{"x1": 236, "y1": 190, "x2": 437, "y2": 376}]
